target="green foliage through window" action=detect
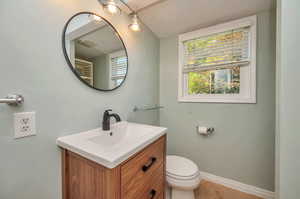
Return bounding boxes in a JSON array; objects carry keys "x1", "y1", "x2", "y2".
[{"x1": 188, "y1": 67, "x2": 240, "y2": 94}]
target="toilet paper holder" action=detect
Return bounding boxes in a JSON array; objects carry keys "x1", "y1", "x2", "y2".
[{"x1": 196, "y1": 126, "x2": 215, "y2": 136}]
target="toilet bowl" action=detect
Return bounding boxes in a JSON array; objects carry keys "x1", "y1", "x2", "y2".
[{"x1": 166, "y1": 155, "x2": 201, "y2": 199}]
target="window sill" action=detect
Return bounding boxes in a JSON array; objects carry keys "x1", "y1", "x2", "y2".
[{"x1": 178, "y1": 96, "x2": 256, "y2": 104}]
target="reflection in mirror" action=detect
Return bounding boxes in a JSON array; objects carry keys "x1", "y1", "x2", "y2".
[{"x1": 63, "y1": 13, "x2": 128, "y2": 91}]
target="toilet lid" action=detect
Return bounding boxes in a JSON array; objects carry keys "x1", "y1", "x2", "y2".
[{"x1": 166, "y1": 155, "x2": 199, "y2": 178}]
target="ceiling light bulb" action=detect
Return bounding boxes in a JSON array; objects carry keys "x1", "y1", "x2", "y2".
[
  {"x1": 104, "y1": 0, "x2": 121, "y2": 15},
  {"x1": 129, "y1": 14, "x2": 141, "y2": 32},
  {"x1": 107, "y1": 4, "x2": 118, "y2": 14},
  {"x1": 129, "y1": 23, "x2": 140, "y2": 32}
]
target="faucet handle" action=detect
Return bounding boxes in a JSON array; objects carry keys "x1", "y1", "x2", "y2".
[{"x1": 104, "y1": 109, "x2": 113, "y2": 117}]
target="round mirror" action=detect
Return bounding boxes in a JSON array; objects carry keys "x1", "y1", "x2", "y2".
[{"x1": 62, "y1": 12, "x2": 128, "y2": 91}]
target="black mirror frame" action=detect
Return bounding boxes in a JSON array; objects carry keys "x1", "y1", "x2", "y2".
[{"x1": 62, "y1": 12, "x2": 129, "y2": 92}]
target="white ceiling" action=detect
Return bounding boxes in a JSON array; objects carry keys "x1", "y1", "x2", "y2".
[
  {"x1": 127, "y1": 0, "x2": 275, "y2": 38},
  {"x1": 126, "y1": 0, "x2": 162, "y2": 11}
]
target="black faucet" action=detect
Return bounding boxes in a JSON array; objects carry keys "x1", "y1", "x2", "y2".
[{"x1": 102, "y1": 109, "x2": 121, "y2": 131}]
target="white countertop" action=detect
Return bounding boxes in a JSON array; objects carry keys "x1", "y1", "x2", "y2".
[{"x1": 56, "y1": 121, "x2": 167, "y2": 168}]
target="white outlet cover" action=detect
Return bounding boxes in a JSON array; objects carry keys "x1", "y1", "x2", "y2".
[{"x1": 14, "y1": 112, "x2": 36, "y2": 139}]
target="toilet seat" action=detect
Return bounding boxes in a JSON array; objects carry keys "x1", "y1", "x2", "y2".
[
  {"x1": 167, "y1": 170, "x2": 200, "y2": 180},
  {"x1": 166, "y1": 155, "x2": 199, "y2": 178}
]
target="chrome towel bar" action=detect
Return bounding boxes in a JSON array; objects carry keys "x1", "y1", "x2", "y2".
[
  {"x1": 133, "y1": 105, "x2": 164, "y2": 112},
  {"x1": 0, "y1": 94, "x2": 24, "y2": 106}
]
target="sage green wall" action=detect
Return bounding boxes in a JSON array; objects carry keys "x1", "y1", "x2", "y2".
[
  {"x1": 277, "y1": 0, "x2": 300, "y2": 198},
  {"x1": 159, "y1": 11, "x2": 276, "y2": 191},
  {"x1": 0, "y1": 1, "x2": 159, "y2": 199}
]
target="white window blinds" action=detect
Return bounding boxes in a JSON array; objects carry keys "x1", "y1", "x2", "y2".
[
  {"x1": 111, "y1": 56, "x2": 127, "y2": 80},
  {"x1": 183, "y1": 27, "x2": 250, "y2": 73}
]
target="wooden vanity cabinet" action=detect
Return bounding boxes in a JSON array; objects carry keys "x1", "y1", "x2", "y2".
[{"x1": 62, "y1": 135, "x2": 166, "y2": 199}]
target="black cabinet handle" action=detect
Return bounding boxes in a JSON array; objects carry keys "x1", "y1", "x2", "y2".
[
  {"x1": 142, "y1": 157, "x2": 157, "y2": 172},
  {"x1": 149, "y1": 189, "x2": 156, "y2": 199}
]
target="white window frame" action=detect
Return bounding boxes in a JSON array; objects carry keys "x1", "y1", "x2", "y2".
[
  {"x1": 109, "y1": 50, "x2": 127, "y2": 88},
  {"x1": 178, "y1": 15, "x2": 257, "y2": 103}
]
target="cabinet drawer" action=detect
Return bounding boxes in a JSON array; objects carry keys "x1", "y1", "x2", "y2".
[
  {"x1": 122, "y1": 163, "x2": 164, "y2": 199},
  {"x1": 121, "y1": 136, "x2": 165, "y2": 184},
  {"x1": 121, "y1": 136, "x2": 165, "y2": 199}
]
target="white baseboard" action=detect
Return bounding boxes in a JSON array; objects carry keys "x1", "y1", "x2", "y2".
[{"x1": 200, "y1": 171, "x2": 275, "y2": 199}]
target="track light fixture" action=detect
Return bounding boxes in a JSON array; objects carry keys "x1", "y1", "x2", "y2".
[
  {"x1": 103, "y1": 0, "x2": 121, "y2": 15},
  {"x1": 100, "y1": 0, "x2": 142, "y2": 32},
  {"x1": 129, "y1": 14, "x2": 141, "y2": 32}
]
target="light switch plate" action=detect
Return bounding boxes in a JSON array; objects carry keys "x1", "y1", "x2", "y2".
[{"x1": 14, "y1": 112, "x2": 36, "y2": 139}]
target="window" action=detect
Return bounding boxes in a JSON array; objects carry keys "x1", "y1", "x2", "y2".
[
  {"x1": 109, "y1": 51, "x2": 127, "y2": 87},
  {"x1": 178, "y1": 16, "x2": 257, "y2": 103},
  {"x1": 74, "y1": 58, "x2": 94, "y2": 86}
]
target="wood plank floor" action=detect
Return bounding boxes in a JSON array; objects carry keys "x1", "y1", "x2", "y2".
[{"x1": 194, "y1": 180, "x2": 263, "y2": 199}]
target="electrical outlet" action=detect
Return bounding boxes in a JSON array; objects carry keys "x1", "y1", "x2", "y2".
[{"x1": 14, "y1": 112, "x2": 36, "y2": 139}]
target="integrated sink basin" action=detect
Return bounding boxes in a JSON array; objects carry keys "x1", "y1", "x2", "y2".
[{"x1": 56, "y1": 121, "x2": 167, "y2": 168}]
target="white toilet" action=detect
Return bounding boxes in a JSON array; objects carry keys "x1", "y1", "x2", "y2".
[{"x1": 166, "y1": 155, "x2": 201, "y2": 199}]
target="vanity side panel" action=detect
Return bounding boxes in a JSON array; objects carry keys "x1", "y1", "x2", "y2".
[
  {"x1": 62, "y1": 150, "x2": 69, "y2": 199},
  {"x1": 103, "y1": 166, "x2": 121, "y2": 199},
  {"x1": 163, "y1": 135, "x2": 166, "y2": 199},
  {"x1": 62, "y1": 150, "x2": 121, "y2": 199}
]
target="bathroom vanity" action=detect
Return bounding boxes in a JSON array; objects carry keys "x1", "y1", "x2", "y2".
[{"x1": 57, "y1": 122, "x2": 167, "y2": 199}]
